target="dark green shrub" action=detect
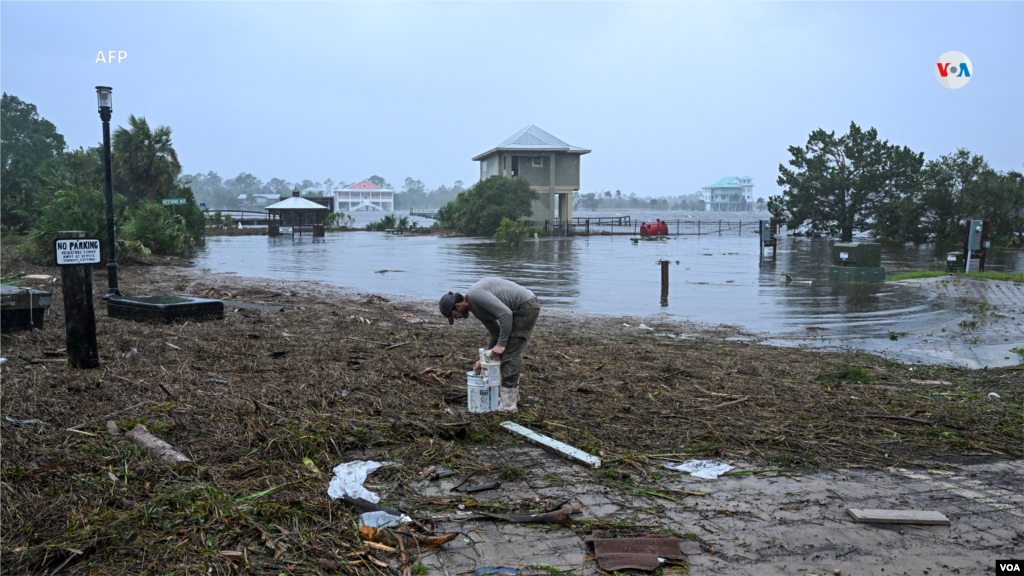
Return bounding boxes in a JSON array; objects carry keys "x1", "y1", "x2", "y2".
[
  {"x1": 20, "y1": 180, "x2": 125, "y2": 263},
  {"x1": 435, "y1": 177, "x2": 537, "y2": 236},
  {"x1": 365, "y1": 214, "x2": 398, "y2": 231},
  {"x1": 493, "y1": 217, "x2": 545, "y2": 246},
  {"x1": 819, "y1": 365, "x2": 872, "y2": 383},
  {"x1": 120, "y1": 201, "x2": 195, "y2": 255}
]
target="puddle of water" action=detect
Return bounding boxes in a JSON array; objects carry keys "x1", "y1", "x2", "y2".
[{"x1": 192, "y1": 231, "x2": 1022, "y2": 343}]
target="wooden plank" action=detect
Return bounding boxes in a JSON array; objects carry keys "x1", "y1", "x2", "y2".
[
  {"x1": 220, "y1": 300, "x2": 285, "y2": 313},
  {"x1": 500, "y1": 421, "x2": 602, "y2": 469},
  {"x1": 846, "y1": 508, "x2": 950, "y2": 525}
]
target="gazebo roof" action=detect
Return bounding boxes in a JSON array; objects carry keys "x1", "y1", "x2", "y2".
[{"x1": 265, "y1": 197, "x2": 329, "y2": 210}]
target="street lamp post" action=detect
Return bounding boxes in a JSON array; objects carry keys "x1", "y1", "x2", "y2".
[{"x1": 96, "y1": 86, "x2": 120, "y2": 300}]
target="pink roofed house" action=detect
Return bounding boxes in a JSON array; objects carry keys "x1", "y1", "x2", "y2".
[{"x1": 334, "y1": 180, "x2": 394, "y2": 212}]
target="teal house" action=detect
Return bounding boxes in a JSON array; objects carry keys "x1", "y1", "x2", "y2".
[{"x1": 701, "y1": 176, "x2": 754, "y2": 211}]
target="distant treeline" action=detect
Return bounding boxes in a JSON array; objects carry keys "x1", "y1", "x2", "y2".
[
  {"x1": 184, "y1": 173, "x2": 762, "y2": 214},
  {"x1": 181, "y1": 172, "x2": 341, "y2": 209},
  {"x1": 391, "y1": 178, "x2": 467, "y2": 210},
  {"x1": 182, "y1": 173, "x2": 468, "y2": 211}
]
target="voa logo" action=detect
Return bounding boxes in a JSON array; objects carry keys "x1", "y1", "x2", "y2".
[
  {"x1": 997, "y1": 560, "x2": 1023, "y2": 574},
  {"x1": 935, "y1": 51, "x2": 972, "y2": 89}
]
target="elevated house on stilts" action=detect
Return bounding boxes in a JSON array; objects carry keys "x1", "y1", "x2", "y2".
[{"x1": 472, "y1": 125, "x2": 590, "y2": 234}]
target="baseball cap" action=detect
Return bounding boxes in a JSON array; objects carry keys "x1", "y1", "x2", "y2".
[{"x1": 439, "y1": 292, "x2": 462, "y2": 325}]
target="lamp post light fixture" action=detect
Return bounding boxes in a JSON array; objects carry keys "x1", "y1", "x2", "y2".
[{"x1": 96, "y1": 86, "x2": 120, "y2": 299}]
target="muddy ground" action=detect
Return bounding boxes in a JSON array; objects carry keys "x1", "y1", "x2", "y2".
[{"x1": 0, "y1": 254, "x2": 1021, "y2": 575}]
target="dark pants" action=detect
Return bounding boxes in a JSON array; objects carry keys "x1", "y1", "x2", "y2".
[{"x1": 500, "y1": 297, "x2": 541, "y2": 389}]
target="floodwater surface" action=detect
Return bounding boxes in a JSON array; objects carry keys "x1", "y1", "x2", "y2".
[{"x1": 192, "y1": 227, "x2": 1022, "y2": 344}]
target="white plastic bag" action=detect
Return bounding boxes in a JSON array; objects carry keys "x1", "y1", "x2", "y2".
[
  {"x1": 664, "y1": 460, "x2": 734, "y2": 480},
  {"x1": 359, "y1": 510, "x2": 412, "y2": 528},
  {"x1": 327, "y1": 460, "x2": 383, "y2": 502}
]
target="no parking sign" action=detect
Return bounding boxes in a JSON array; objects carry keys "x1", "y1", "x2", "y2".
[{"x1": 54, "y1": 238, "x2": 102, "y2": 266}]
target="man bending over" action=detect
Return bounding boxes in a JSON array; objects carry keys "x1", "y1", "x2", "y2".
[{"x1": 439, "y1": 277, "x2": 541, "y2": 412}]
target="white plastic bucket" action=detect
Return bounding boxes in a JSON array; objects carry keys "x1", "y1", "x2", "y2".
[
  {"x1": 467, "y1": 371, "x2": 491, "y2": 413},
  {"x1": 479, "y1": 349, "x2": 501, "y2": 411},
  {"x1": 479, "y1": 348, "x2": 501, "y2": 383},
  {"x1": 488, "y1": 382, "x2": 500, "y2": 411}
]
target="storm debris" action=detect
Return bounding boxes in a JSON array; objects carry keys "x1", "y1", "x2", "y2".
[{"x1": 0, "y1": 251, "x2": 1019, "y2": 575}]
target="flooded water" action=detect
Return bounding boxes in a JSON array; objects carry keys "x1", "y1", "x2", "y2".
[
  {"x1": 192, "y1": 222, "x2": 1022, "y2": 342},
  {"x1": 340, "y1": 209, "x2": 770, "y2": 230},
  {"x1": 339, "y1": 210, "x2": 439, "y2": 229}
]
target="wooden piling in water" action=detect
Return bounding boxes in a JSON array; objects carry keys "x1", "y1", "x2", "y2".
[{"x1": 661, "y1": 260, "x2": 669, "y2": 306}]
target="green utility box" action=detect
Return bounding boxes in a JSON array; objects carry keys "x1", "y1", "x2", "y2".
[
  {"x1": 945, "y1": 252, "x2": 964, "y2": 272},
  {"x1": 828, "y1": 242, "x2": 885, "y2": 282},
  {"x1": 831, "y1": 243, "x2": 882, "y2": 267}
]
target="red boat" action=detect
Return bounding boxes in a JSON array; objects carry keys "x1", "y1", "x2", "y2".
[{"x1": 639, "y1": 220, "x2": 669, "y2": 237}]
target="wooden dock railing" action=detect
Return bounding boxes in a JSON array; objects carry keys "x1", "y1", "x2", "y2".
[{"x1": 546, "y1": 219, "x2": 773, "y2": 237}]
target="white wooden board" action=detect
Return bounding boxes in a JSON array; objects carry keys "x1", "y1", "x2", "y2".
[
  {"x1": 847, "y1": 508, "x2": 950, "y2": 525},
  {"x1": 500, "y1": 421, "x2": 601, "y2": 468}
]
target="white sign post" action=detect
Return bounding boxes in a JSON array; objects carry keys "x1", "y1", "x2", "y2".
[{"x1": 54, "y1": 238, "x2": 103, "y2": 266}]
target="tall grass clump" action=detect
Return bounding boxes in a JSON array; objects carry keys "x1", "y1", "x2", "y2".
[
  {"x1": 120, "y1": 201, "x2": 195, "y2": 255},
  {"x1": 493, "y1": 217, "x2": 545, "y2": 246},
  {"x1": 365, "y1": 214, "x2": 414, "y2": 231},
  {"x1": 325, "y1": 211, "x2": 355, "y2": 228},
  {"x1": 819, "y1": 365, "x2": 872, "y2": 383}
]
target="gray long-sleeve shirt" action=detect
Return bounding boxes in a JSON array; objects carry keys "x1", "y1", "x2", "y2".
[{"x1": 465, "y1": 277, "x2": 536, "y2": 348}]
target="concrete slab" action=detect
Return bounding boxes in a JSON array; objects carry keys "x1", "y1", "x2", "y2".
[
  {"x1": 387, "y1": 444, "x2": 1024, "y2": 575},
  {"x1": 846, "y1": 508, "x2": 950, "y2": 525}
]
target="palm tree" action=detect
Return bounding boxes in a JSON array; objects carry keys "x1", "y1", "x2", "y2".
[{"x1": 112, "y1": 115, "x2": 181, "y2": 203}]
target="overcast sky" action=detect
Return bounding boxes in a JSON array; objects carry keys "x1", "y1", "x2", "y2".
[{"x1": 2, "y1": 2, "x2": 1021, "y2": 198}]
